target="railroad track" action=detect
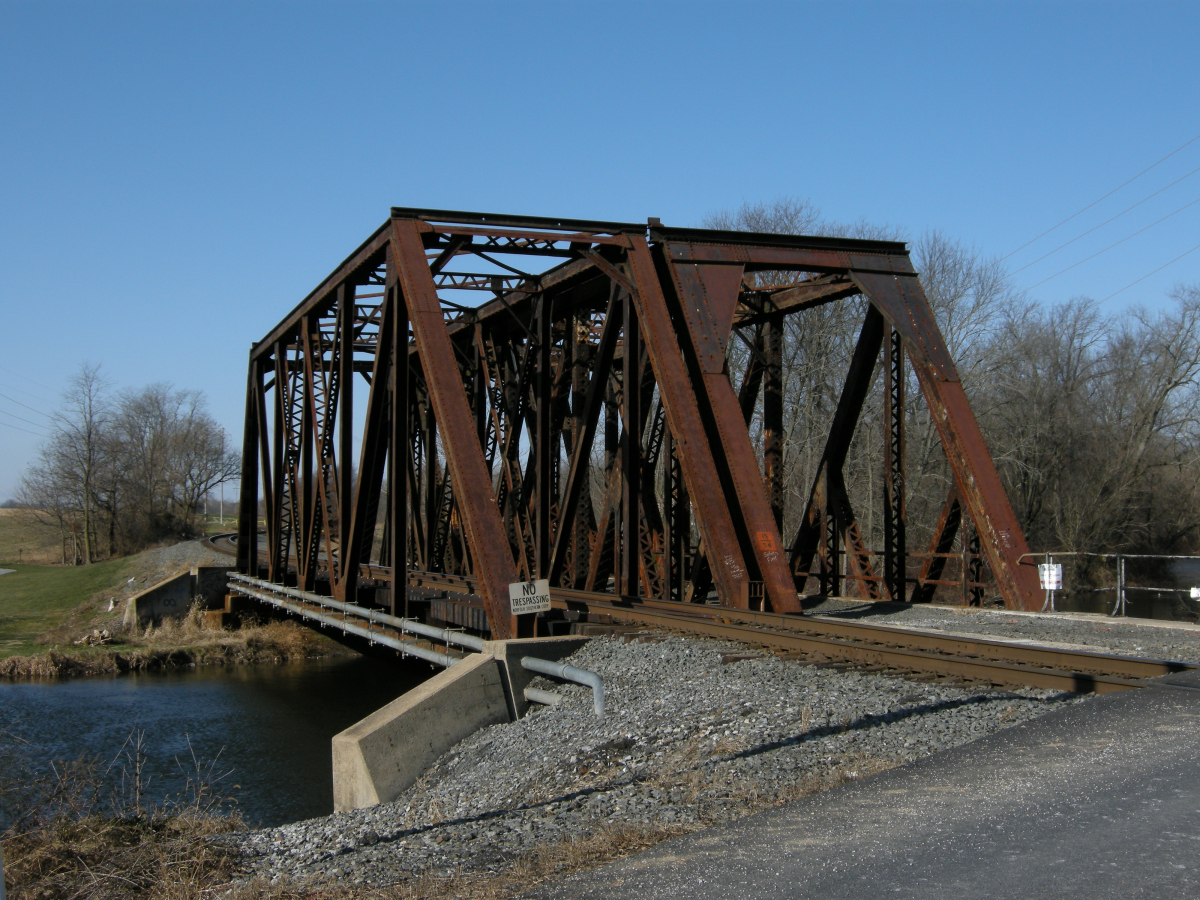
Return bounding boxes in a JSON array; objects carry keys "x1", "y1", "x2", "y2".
[
  {"x1": 214, "y1": 540, "x2": 1200, "y2": 694},
  {"x1": 407, "y1": 572, "x2": 1199, "y2": 695},
  {"x1": 206, "y1": 532, "x2": 239, "y2": 556}
]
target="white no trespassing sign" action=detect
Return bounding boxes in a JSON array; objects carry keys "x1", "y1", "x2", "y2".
[
  {"x1": 509, "y1": 578, "x2": 551, "y2": 615},
  {"x1": 1038, "y1": 563, "x2": 1063, "y2": 590}
]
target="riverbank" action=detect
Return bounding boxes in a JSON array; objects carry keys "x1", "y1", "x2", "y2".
[
  {"x1": 0, "y1": 538, "x2": 353, "y2": 680},
  {"x1": 12, "y1": 608, "x2": 1200, "y2": 898},
  {"x1": 0, "y1": 616, "x2": 345, "y2": 679}
]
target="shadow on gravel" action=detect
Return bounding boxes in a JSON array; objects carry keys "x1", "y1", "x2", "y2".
[
  {"x1": 806, "y1": 601, "x2": 916, "y2": 620},
  {"x1": 316, "y1": 693, "x2": 1073, "y2": 858},
  {"x1": 727, "y1": 692, "x2": 1063, "y2": 764}
]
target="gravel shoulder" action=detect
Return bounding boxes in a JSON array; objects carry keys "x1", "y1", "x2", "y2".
[
  {"x1": 805, "y1": 598, "x2": 1200, "y2": 662},
  {"x1": 230, "y1": 631, "x2": 1086, "y2": 890}
]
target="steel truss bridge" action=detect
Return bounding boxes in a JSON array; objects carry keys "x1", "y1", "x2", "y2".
[{"x1": 235, "y1": 208, "x2": 1041, "y2": 641}]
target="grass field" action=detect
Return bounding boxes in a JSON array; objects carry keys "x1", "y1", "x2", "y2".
[
  {"x1": 0, "y1": 508, "x2": 63, "y2": 565},
  {"x1": 0, "y1": 509, "x2": 260, "y2": 661},
  {"x1": 0, "y1": 557, "x2": 134, "y2": 657},
  {"x1": 0, "y1": 509, "x2": 133, "y2": 657}
]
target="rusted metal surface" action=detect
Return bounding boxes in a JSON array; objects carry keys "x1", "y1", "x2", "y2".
[{"x1": 237, "y1": 208, "x2": 1043, "y2": 637}]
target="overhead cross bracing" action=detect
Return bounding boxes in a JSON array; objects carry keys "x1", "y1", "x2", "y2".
[{"x1": 236, "y1": 208, "x2": 1042, "y2": 640}]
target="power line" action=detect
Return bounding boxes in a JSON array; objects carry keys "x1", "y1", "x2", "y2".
[
  {"x1": 1025, "y1": 195, "x2": 1200, "y2": 291},
  {"x1": 0, "y1": 378, "x2": 58, "y2": 406},
  {"x1": 0, "y1": 407, "x2": 53, "y2": 432},
  {"x1": 0, "y1": 391, "x2": 54, "y2": 420},
  {"x1": 1012, "y1": 163, "x2": 1200, "y2": 275},
  {"x1": 0, "y1": 418, "x2": 50, "y2": 438},
  {"x1": 1102, "y1": 242, "x2": 1200, "y2": 303},
  {"x1": 1001, "y1": 131, "x2": 1200, "y2": 262},
  {"x1": 0, "y1": 364, "x2": 58, "y2": 397}
]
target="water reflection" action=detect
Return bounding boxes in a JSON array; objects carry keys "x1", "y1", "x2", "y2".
[{"x1": 0, "y1": 654, "x2": 433, "y2": 827}]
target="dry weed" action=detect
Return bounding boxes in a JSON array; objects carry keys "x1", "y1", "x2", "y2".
[
  {"x1": 3, "y1": 609, "x2": 327, "y2": 681},
  {"x1": 1, "y1": 728, "x2": 244, "y2": 900}
]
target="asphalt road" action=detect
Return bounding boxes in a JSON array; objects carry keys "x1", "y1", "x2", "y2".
[{"x1": 529, "y1": 672, "x2": 1200, "y2": 900}]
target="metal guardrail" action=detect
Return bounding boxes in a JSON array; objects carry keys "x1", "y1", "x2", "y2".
[
  {"x1": 228, "y1": 575, "x2": 608, "y2": 717},
  {"x1": 1020, "y1": 551, "x2": 1200, "y2": 617},
  {"x1": 227, "y1": 573, "x2": 467, "y2": 667}
]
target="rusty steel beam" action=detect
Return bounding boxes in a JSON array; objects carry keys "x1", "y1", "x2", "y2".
[
  {"x1": 391, "y1": 217, "x2": 523, "y2": 639},
  {"x1": 239, "y1": 208, "x2": 1044, "y2": 637},
  {"x1": 624, "y1": 236, "x2": 754, "y2": 609},
  {"x1": 660, "y1": 245, "x2": 798, "y2": 614},
  {"x1": 851, "y1": 271, "x2": 1041, "y2": 610},
  {"x1": 883, "y1": 326, "x2": 907, "y2": 603}
]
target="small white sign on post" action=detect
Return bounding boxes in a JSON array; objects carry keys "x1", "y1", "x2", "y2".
[
  {"x1": 509, "y1": 578, "x2": 551, "y2": 615},
  {"x1": 1038, "y1": 563, "x2": 1063, "y2": 590}
]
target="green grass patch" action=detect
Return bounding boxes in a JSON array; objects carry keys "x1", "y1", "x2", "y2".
[
  {"x1": 0, "y1": 509, "x2": 62, "y2": 565},
  {"x1": 0, "y1": 558, "x2": 133, "y2": 658}
]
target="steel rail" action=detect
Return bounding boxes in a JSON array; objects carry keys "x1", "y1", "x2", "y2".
[
  {"x1": 554, "y1": 590, "x2": 1198, "y2": 683},
  {"x1": 550, "y1": 598, "x2": 1153, "y2": 694},
  {"x1": 404, "y1": 571, "x2": 1198, "y2": 691}
]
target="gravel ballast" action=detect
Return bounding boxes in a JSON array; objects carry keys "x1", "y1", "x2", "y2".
[
  {"x1": 230, "y1": 630, "x2": 1093, "y2": 889},
  {"x1": 805, "y1": 599, "x2": 1200, "y2": 662}
]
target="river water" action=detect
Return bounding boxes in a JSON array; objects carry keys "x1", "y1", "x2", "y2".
[
  {"x1": 1045, "y1": 558, "x2": 1200, "y2": 621},
  {"x1": 0, "y1": 654, "x2": 432, "y2": 828}
]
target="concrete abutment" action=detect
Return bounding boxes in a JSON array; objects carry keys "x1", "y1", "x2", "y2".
[{"x1": 331, "y1": 636, "x2": 588, "y2": 812}]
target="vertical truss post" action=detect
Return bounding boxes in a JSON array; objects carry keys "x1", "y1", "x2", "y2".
[
  {"x1": 963, "y1": 522, "x2": 983, "y2": 606},
  {"x1": 536, "y1": 296, "x2": 553, "y2": 577},
  {"x1": 883, "y1": 326, "x2": 907, "y2": 603},
  {"x1": 253, "y1": 365, "x2": 273, "y2": 578},
  {"x1": 422, "y1": 398, "x2": 436, "y2": 566},
  {"x1": 662, "y1": 426, "x2": 674, "y2": 600},
  {"x1": 338, "y1": 283, "x2": 355, "y2": 596},
  {"x1": 621, "y1": 295, "x2": 641, "y2": 596},
  {"x1": 763, "y1": 313, "x2": 784, "y2": 530},
  {"x1": 823, "y1": 488, "x2": 840, "y2": 597},
  {"x1": 663, "y1": 429, "x2": 691, "y2": 604},
  {"x1": 388, "y1": 267, "x2": 408, "y2": 615},
  {"x1": 269, "y1": 347, "x2": 287, "y2": 581},
  {"x1": 237, "y1": 353, "x2": 261, "y2": 577},
  {"x1": 298, "y1": 326, "x2": 316, "y2": 592}
]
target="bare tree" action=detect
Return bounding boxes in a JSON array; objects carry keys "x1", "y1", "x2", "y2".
[
  {"x1": 17, "y1": 364, "x2": 111, "y2": 564},
  {"x1": 111, "y1": 384, "x2": 240, "y2": 541},
  {"x1": 16, "y1": 370, "x2": 239, "y2": 559},
  {"x1": 981, "y1": 287, "x2": 1200, "y2": 554},
  {"x1": 697, "y1": 199, "x2": 1200, "y2": 569}
]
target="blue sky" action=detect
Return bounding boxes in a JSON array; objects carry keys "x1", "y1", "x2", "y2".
[{"x1": 2, "y1": 1, "x2": 1199, "y2": 499}]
